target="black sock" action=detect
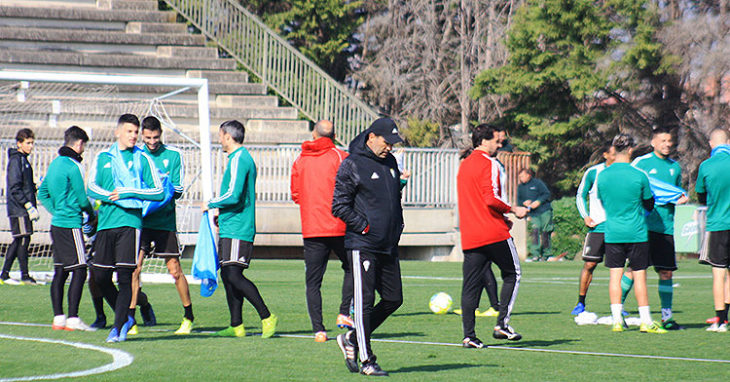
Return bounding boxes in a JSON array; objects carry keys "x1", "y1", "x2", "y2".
[
  {"x1": 725, "y1": 303, "x2": 729, "y2": 314},
  {"x1": 51, "y1": 266, "x2": 69, "y2": 316},
  {"x1": 578, "y1": 295, "x2": 586, "y2": 305},
  {"x1": 129, "y1": 308, "x2": 136, "y2": 322},
  {"x1": 717, "y1": 310, "x2": 726, "y2": 323},
  {"x1": 137, "y1": 289, "x2": 149, "y2": 308},
  {"x1": 184, "y1": 304, "x2": 194, "y2": 322},
  {"x1": 93, "y1": 296, "x2": 105, "y2": 318},
  {"x1": 114, "y1": 269, "x2": 134, "y2": 331},
  {"x1": 67, "y1": 268, "x2": 87, "y2": 318}
]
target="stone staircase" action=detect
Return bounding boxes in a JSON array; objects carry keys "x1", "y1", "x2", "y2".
[{"x1": 0, "y1": 0, "x2": 310, "y2": 143}]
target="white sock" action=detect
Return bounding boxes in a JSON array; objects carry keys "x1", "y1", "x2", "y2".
[
  {"x1": 638, "y1": 306, "x2": 652, "y2": 325},
  {"x1": 661, "y1": 308, "x2": 672, "y2": 321},
  {"x1": 611, "y1": 304, "x2": 623, "y2": 324}
]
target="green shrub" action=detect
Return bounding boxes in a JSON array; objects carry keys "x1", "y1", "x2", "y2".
[{"x1": 551, "y1": 196, "x2": 588, "y2": 260}]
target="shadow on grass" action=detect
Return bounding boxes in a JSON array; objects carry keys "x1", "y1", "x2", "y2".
[
  {"x1": 390, "y1": 363, "x2": 490, "y2": 374},
  {"x1": 374, "y1": 332, "x2": 426, "y2": 339},
  {"x1": 489, "y1": 338, "x2": 578, "y2": 348},
  {"x1": 511, "y1": 311, "x2": 560, "y2": 316},
  {"x1": 392, "y1": 311, "x2": 439, "y2": 318}
]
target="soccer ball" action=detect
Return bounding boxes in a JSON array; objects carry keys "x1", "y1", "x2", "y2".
[{"x1": 429, "y1": 292, "x2": 453, "y2": 314}]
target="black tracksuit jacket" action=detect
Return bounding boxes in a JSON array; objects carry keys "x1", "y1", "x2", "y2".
[
  {"x1": 331, "y1": 130, "x2": 404, "y2": 255},
  {"x1": 6, "y1": 148, "x2": 36, "y2": 218}
]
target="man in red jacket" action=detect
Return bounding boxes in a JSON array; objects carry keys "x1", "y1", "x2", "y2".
[
  {"x1": 291, "y1": 120, "x2": 354, "y2": 343},
  {"x1": 457, "y1": 123, "x2": 528, "y2": 348}
]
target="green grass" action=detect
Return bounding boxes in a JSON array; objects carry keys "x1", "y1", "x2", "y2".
[{"x1": 1, "y1": 259, "x2": 728, "y2": 380}]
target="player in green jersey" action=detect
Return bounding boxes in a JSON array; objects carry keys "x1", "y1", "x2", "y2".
[{"x1": 597, "y1": 134, "x2": 666, "y2": 334}]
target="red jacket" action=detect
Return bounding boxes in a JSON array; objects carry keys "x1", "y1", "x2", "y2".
[
  {"x1": 291, "y1": 137, "x2": 348, "y2": 238},
  {"x1": 457, "y1": 150, "x2": 512, "y2": 250}
]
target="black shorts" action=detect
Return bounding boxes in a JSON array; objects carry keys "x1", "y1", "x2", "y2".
[
  {"x1": 581, "y1": 232, "x2": 605, "y2": 262},
  {"x1": 605, "y1": 242, "x2": 649, "y2": 270},
  {"x1": 9, "y1": 216, "x2": 33, "y2": 238},
  {"x1": 140, "y1": 229, "x2": 180, "y2": 257},
  {"x1": 648, "y1": 231, "x2": 677, "y2": 271},
  {"x1": 219, "y1": 238, "x2": 253, "y2": 268},
  {"x1": 699, "y1": 230, "x2": 730, "y2": 268},
  {"x1": 50, "y1": 226, "x2": 87, "y2": 270},
  {"x1": 92, "y1": 227, "x2": 140, "y2": 269}
]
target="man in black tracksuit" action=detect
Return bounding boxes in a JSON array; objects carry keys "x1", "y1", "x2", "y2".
[
  {"x1": 332, "y1": 117, "x2": 404, "y2": 377},
  {"x1": 1, "y1": 128, "x2": 39, "y2": 285}
]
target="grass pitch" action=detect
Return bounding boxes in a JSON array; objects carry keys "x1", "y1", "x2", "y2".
[{"x1": 1, "y1": 259, "x2": 728, "y2": 381}]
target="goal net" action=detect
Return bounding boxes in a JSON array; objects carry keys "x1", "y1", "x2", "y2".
[{"x1": 0, "y1": 71, "x2": 213, "y2": 282}]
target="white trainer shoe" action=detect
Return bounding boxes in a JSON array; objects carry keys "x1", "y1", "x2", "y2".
[
  {"x1": 65, "y1": 317, "x2": 96, "y2": 332},
  {"x1": 52, "y1": 315, "x2": 66, "y2": 330}
]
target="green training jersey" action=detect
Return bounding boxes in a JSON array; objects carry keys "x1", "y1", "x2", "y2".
[
  {"x1": 87, "y1": 147, "x2": 164, "y2": 231},
  {"x1": 576, "y1": 163, "x2": 606, "y2": 233},
  {"x1": 142, "y1": 144, "x2": 184, "y2": 232},
  {"x1": 208, "y1": 146, "x2": 256, "y2": 242},
  {"x1": 632, "y1": 152, "x2": 682, "y2": 235},
  {"x1": 38, "y1": 154, "x2": 94, "y2": 228},
  {"x1": 695, "y1": 151, "x2": 730, "y2": 232},
  {"x1": 597, "y1": 162, "x2": 652, "y2": 243}
]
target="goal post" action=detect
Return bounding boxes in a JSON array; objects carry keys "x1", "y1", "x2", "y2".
[{"x1": 0, "y1": 70, "x2": 213, "y2": 280}]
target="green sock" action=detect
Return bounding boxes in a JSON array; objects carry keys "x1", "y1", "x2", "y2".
[
  {"x1": 658, "y1": 279, "x2": 673, "y2": 310},
  {"x1": 620, "y1": 275, "x2": 634, "y2": 304}
]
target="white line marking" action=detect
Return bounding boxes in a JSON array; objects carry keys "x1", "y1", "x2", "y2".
[
  {"x1": 4, "y1": 321, "x2": 729, "y2": 365},
  {"x1": 0, "y1": 333, "x2": 133, "y2": 381}
]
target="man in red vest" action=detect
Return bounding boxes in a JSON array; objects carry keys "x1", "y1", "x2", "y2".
[{"x1": 291, "y1": 120, "x2": 354, "y2": 343}]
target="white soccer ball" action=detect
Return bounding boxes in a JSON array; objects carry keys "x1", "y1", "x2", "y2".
[{"x1": 429, "y1": 292, "x2": 453, "y2": 314}]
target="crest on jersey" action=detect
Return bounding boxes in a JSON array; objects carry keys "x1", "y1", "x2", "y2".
[
  {"x1": 390, "y1": 168, "x2": 396, "y2": 178},
  {"x1": 163, "y1": 159, "x2": 169, "y2": 168},
  {"x1": 363, "y1": 260, "x2": 370, "y2": 272},
  {"x1": 371, "y1": 172, "x2": 380, "y2": 180}
]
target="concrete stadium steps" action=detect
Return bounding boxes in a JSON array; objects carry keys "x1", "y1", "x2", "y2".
[
  {"x1": 98, "y1": 0, "x2": 159, "y2": 11},
  {"x1": 0, "y1": 26, "x2": 205, "y2": 48},
  {"x1": 0, "y1": 5, "x2": 176, "y2": 24},
  {"x1": 126, "y1": 21, "x2": 188, "y2": 34}
]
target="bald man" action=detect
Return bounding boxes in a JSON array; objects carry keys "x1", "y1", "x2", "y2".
[
  {"x1": 291, "y1": 120, "x2": 354, "y2": 342},
  {"x1": 697, "y1": 128, "x2": 730, "y2": 332}
]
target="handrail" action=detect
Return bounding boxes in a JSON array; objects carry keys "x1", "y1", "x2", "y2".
[{"x1": 163, "y1": 0, "x2": 380, "y2": 143}]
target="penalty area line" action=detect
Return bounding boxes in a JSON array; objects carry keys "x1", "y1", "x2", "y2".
[{"x1": 0, "y1": 333, "x2": 133, "y2": 381}]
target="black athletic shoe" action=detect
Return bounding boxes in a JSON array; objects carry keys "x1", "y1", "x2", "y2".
[
  {"x1": 336, "y1": 331, "x2": 359, "y2": 373},
  {"x1": 360, "y1": 361, "x2": 388, "y2": 376},
  {"x1": 90, "y1": 315, "x2": 107, "y2": 330},
  {"x1": 20, "y1": 276, "x2": 37, "y2": 285},
  {"x1": 493, "y1": 325, "x2": 522, "y2": 341},
  {"x1": 140, "y1": 304, "x2": 156, "y2": 326},
  {"x1": 462, "y1": 337, "x2": 484, "y2": 349}
]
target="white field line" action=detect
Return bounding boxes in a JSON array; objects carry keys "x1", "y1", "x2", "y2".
[
  {"x1": 0, "y1": 333, "x2": 133, "y2": 381},
  {"x1": 2, "y1": 321, "x2": 727, "y2": 366}
]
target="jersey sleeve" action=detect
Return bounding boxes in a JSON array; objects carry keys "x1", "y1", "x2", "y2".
[
  {"x1": 290, "y1": 157, "x2": 301, "y2": 204},
  {"x1": 576, "y1": 168, "x2": 594, "y2": 219},
  {"x1": 70, "y1": 161, "x2": 94, "y2": 215},
  {"x1": 171, "y1": 150, "x2": 184, "y2": 199},
  {"x1": 87, "y1": 153, "x2": 113, "y2": 203},
  {"x1": 641, "y1": 172, "x2": 653, "y2": 200},
  {"x1": 535, "y1": 179, "x2": 551, "y2": 203},
  {"x1": 37, "y1": 176, "x2": 54, "y2": 215},
  {"x1": 695, "y1": 164, "x2": 706, "y2": 194},
  {"x1": 481, "y1": 160, "x2": 511, "y2": 214},
  {"x1": 209, "y1": 154, "x2": 247, "y2": 209}
]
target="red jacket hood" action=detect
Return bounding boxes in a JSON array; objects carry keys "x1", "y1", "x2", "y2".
[{"x1": 301, "y1": 137, "x2": 336, "y2": 156}]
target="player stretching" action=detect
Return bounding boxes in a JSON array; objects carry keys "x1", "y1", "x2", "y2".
[
  {"x1": 696, "y1": 128, "x2": 730, "y2": 332},
  {"x1": 596, "y1": 134, "x2": 665, "y2": 333},
  {"x1": 208, "y1": 120, "x2": 277, "y2": 338},
  {"x1": 623, "y1": 127, "x2": 688, "y2": 330},
  {"x1": 572, "y1": 143, "x2": 615, "y2": 314},
  {"x1": 457, "y1": 123, "x2": 528, "y2": 348},
  {"x1": 88, "y1": 114, "x2": 165, "y2": 342},
  {"x1": 38, "y1": 126, "x2": 96, "y2": 331},
  {"x1": 126, "y1": 116, "x2": 194, "y2": 335}
]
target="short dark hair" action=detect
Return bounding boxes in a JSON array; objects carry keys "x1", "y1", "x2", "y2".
[
  {"x1": 519, "y1": 167, "x2": 535, "y2": 177},
  {"x1": 612, "y1": 133, "x2": 634, "y2": 153},
  {"x1": 313, "y1": 120, "x2": 334, "y2": 139},
  {"x1": 15, "y1": 128, "x2": 34, "y2": 143},
  {"x1": 471, "y1": 123, "x2": 503, "y2": 148},
  {"x1": 652, "y1": 126, "x2": 673, "y2": 137},
  {"x1": 117, "y1": 113, "x2": 140, "y2": 127},
  {"x1": 220, "y1": 120, "x2": 245, "y2": 143},
  {"x1": 64, "y1": 126, "x2": 89, "y2": 146},
  {"x1": 142, "y1": 116, "x2": 162, "y2": 132},
  {"x1": 600, "y1": 141, "x2": 613, "y2": 153}
]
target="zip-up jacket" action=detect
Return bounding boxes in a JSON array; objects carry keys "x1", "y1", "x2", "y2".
[
  {"x1": 332, "y1": 129, "x2": 404, "y2": 255},
  {"x1": 208, "y1": 146, "x2": 256, "y2": 242},
  {"x1": 457, "y1": 150, "x2": 512, "y2": 250},
  {"x1": 38, "y1": 147, "x2": 94, "y2": 228},
  {"x1": 87, "y1": 146, "x2": 164, "y2": 231},
  {"x1": 291, "y1": 137, "x2": 348, "y2": 238},
  {"x1": 517, "y1": 177, "x2": 552, "y2": 216},
  {"x1": 6, "y1": 148, "x2": 36, "y2": 217}
]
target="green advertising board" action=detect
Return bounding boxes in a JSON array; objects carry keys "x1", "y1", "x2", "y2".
[{"x1": 674, "y1": 204, "x2": 706, "y2": 253}]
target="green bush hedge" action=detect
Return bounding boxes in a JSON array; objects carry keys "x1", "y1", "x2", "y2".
[{"x1": 551, "y1": 196, "x2": 588, "y2": 260}]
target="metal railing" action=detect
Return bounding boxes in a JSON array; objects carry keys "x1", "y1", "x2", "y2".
[
  {"x1": 163, "y1": 0, "x2": 380, "y2": 143},
  {"x1": 1, "y1": 142, "x2": 529, "y2": 209}
]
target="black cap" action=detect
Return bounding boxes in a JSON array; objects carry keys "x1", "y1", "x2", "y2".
[{"x1": 368, "y1": 117, "x2": 403, "y2": 145}]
